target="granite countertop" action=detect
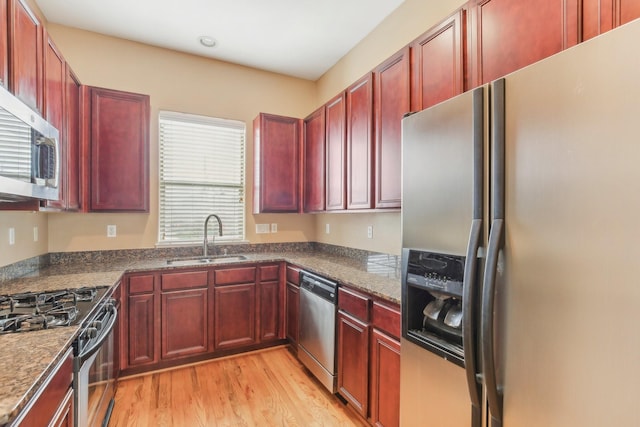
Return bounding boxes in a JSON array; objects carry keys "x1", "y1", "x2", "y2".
[{"x1": 0, "y1": 250, "x2": 400, "y2": 425}]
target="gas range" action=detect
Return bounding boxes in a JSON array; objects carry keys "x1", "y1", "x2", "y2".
[{"x1": 0, "y1": 287, "x2": 109, "y2": 334}]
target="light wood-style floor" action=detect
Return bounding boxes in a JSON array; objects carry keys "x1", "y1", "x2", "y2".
[{"x1": 110, "y1": 346, "x2": 368, "y2": 427}]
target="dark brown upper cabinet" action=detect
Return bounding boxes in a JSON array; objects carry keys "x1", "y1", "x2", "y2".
[
  {"x1": 8, "y1": 0, "x2": 43, "y2": 113},
  {"x1": 411, "y1": 9, "x2": 466, "y2": 111},
  {"x1": 253, "y1": 113, "x2": 302, "y2": 213},
  {"x1": 581, "y1": 0, "x2": 640, "y2": 41},
  {"x1": 346, "y1": 73, "x2": 374, "y2": 210},
  {"x1": 83, "y1": 86, "x2": 150, "y2": 212},
  {"x1": 42, "y1": 32, "x2": 66, "y2": 210},
  {"x1": 303, "y1": 106, "x2": 326, "y2": 213},
  {"x1": 64, "y1": 65, "x2": 81, "y2": 211},
  {"x1": 374, "y1": 47, "x2": 410, "y2": 209},
  {"x1": 325, "y1": 92, "x2": 347, "y2": 211},
  {"x1": 468, "y1": 0, "x2": 570, "y2": 87}
]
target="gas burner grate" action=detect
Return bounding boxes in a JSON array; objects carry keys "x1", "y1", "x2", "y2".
[{"x1": 0, "y1": 287, "x2": 104, "y2": 334}]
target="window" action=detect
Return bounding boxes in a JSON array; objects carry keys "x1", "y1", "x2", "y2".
[{"x1": 158, "y1": 111, "x2": 246, "y2": 244}]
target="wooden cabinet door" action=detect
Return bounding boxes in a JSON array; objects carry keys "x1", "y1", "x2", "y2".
[
  {"x1": 0, "y1": 0, "x2": 8, "y2": 88},
  {"x1": 8, "y1": 0, "x2": 42, "y2": 112},
  {"x1": 346, "y1": 73, "x2": 373, "y2": 210},
  {"x1": 64, "y1": 65, "x2": 81, "y2": 211},
  {"x1": 582, "y1": 0, "x2": 640, "y2": 41},
  {"x1": 259, "y1": 280, "x2": 280, "y2": 342},
  {"x1": 619, "y1": 0, "x2": 640, "y2": 24},
  {"x1": 285, "y1": 281, "x2": 299, "y2": 344},
  {"x1": 127, "y1": 293, "x2": 158, "y2": 367},
  {"x1": 325, "y1": 92, "x2": 346, "y2": 211},
  {"x1": 43, "y1": 33, "x2": 66, "y2": 210},
  {"x1": 337, "y1": 311, "x2": 370, "y2": 417},
  {"x1": 303, "y1": 106, "x2": 326, "y2": 212},
  {"x1": 370, "y1": 329, "x2": 401, "y2": 427},
  {"x1": 374, "y1": 47, "x2": 409, "y2": 209},
  {"x1": 253, "y1": 113, "x2": 301, "y2": 213},
  {"x1": 161, "y1": 289, "x2": 208, "y2": 359},
  {"x1": 214, "y1": 283, "x2": 256, "y2": 349},
  {"x1": 469, "y1": 0, "x2": 568, "y2": 87},
  {"x1": 411, "y1": 9, "x2": 465, "y2": 111},
  {"x1": 88, "y1": 87, "x2": 150, "y2": 212}
]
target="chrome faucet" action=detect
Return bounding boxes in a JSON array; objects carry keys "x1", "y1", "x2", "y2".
[{"x1": 203, "y1": 214, "x2": 223, "y2": 257}]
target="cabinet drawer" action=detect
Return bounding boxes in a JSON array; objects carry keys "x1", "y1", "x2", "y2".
[
  {"x1": 338, "y1": 287, "x2": 370, "y2": 322},
  {"x1": 259, "y1": 264, "x2": 280, "y2": 282},
  {"x1": 215, "y1": 266, "x2": 257, "y2": 286},
  {"x1": 286, "y1": 265, "x2": 300, "y2": 286},
  {"x1": 161, "y1": 270, "x2": 208, "y2": 291},
  {"x1": 372, "y1": 301, "x2": 401, "y2": 339},
  {"x1": 129, "y1": 274, "x2": 155, "y2": 294}
]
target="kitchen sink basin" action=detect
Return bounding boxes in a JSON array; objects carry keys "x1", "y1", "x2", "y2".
[{"x1": 166, "y1": 255, "x2": 248, "y2": 266}]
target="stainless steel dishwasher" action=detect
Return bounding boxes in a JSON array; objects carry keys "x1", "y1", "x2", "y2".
[{"x1": 298, "y1": 270, "x2": 338, "y2": 393}]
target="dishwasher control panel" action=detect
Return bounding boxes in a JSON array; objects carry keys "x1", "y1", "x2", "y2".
[{"x1": 300, "y1": 271, "x2": 338, "y2": 303}]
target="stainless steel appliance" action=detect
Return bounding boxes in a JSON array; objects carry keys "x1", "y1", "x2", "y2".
[
  {"x1": 298, "y1": 270, "x2": 338, "y2": 393},
  {"x1": 73, "y1": 285, "x2": 119, "y2": 427},
  {"x1": 0, "y1": 84, "x2": 60, "y2": 202},
  {"x1": 400, "y1": 19, "x2": 640, "y2": 427}
]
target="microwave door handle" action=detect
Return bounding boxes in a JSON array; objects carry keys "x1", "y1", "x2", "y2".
[
  {"x1": 53, "y1": 136, "x2": 60, "y2": 190},
  {"x1": 482, "y1": 218, "x2": 504, "y2": 427},
  {"x1": 78, "y1": 304, "x2": 118, "y2": 364},
  {"x1": 462, "y1": 218, "x2": 483, "y2": 427}
]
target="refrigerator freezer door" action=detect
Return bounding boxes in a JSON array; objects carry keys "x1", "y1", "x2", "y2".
[
  {"x1": 401, "y1": 88, "x2": 485, "y2": 256},
  {"x1": 499, "y1": 19, "x2": 640, "y2": 427},
  {"x1": 401, "y1": 85, "x2": 488, "y2": 427},
  {"x1": 400, "y1": 338, "x2": 471, "y2": 427}
]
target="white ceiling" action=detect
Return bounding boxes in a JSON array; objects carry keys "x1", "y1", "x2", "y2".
[{"x1": 35, "y1": 0, "x2": 406, "y2": 81}]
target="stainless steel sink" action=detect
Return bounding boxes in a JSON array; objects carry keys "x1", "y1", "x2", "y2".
[{"x1": 166, "y1": 255, "x2": 248, "y2": 266}]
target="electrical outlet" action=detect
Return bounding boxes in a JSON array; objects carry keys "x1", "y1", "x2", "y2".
[
  {"x1": 8, "y1": 228, "x2": 15, "y2": 245},
  {"x1": 256, "y1": 224, "x2": 270, "y2": 234},
  {"x1": 271, "y1": 223, "x2": 278, "y2": 233},
  {"x1": 33, "y1": 226, "x2": 38, "y2": 242},
  {"x1": 325, "y1": 223, "x2": 330, "y2": 234},
  {"x1": 107, "y1": 225, "x2": 117, "y2": 238},
  {"x1": 367, "y1": 225, "x2": 373, "y2": 239}
]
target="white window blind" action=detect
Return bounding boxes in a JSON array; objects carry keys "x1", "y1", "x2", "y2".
[{"x1": 158, "y1": 111, "x2": 246, "y2": 244}]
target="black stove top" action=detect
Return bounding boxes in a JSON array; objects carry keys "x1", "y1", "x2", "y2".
[{"x1": 0, "y1": 287, "x2": 108, "y2": 334}]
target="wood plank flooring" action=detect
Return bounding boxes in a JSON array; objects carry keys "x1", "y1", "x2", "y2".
[{"x1": 110, "y1": 346, "x2": 368, "y2": 427}]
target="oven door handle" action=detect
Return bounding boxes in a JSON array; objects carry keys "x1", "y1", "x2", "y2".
[{"x1": 78, "y1": 303, "x2": 117, "y2": 364}]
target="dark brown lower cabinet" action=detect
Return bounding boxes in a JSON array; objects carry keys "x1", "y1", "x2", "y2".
[
  {"x1": 16, "y1": 348, "x2": 73, "y2": 427},
  {"x1": 161, "y1": 289, "x2": 208, "y2": 359},
  {"x1": 127, "y1": 293, "x2": 157, "y2": 367},
  {"x1": 214, "y1": 283, "x2": 256, "y2": 349},
  {"x1": 337, "y1": 311, "x2": 370, "y2": 417},
  {"x1": 369, "y1": 329, "x2": 401, "y2": 427},
  {"x1": 285, "y1": 282, "x2": 299, "y2": 344},
  {"x1": 259, "y1": 280, "x2": 280, "y2": 342}
]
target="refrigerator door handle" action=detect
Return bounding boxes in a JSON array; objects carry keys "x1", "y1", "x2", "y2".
[
  {"x1": 482, "y1": 218, "x2": 504, "y2": 427},
  {"x1": 463, "y1": 218, "x2": 483, "y2": 427}
]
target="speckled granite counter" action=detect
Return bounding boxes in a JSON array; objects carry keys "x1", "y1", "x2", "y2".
[{"x1": 0, "y1": 247, "x2": 400, "y2": 425}]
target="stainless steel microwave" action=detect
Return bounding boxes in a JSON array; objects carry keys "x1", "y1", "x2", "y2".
[{"x1": 0, "y1": 84, "x2": 60, "y2": 202}]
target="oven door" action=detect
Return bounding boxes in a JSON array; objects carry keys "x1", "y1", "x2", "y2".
[{"x1": 75, "y1": 302, "x2": 118, "y2": 427}]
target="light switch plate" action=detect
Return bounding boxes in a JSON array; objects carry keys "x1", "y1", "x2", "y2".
[
  {"x1": 325, "y1": 223, "x2": 330, "y2": 234},
  {"x1": 33, "y1": 226, "x2": 38, "y2": 242},
  {"x1": 107, "y1": 225, "x2": 117, "y2": 238},
  {"x1": 367, "y1": 225, "x2": 373, "y2": 239},
  {"x1": 256, "y1": 224, "x2": 270, "y2": 234},
  {"x1": 8, "y1": 228, "x2": 15, "y2": 245},
  {"x1": 271, "y1": 223, "x2": 277, "y2": 233}
]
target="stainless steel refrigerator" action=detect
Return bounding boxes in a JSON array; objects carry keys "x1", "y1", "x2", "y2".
[{"x1": 400, "y1": 17, "x2": 640, "y2": 427}]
